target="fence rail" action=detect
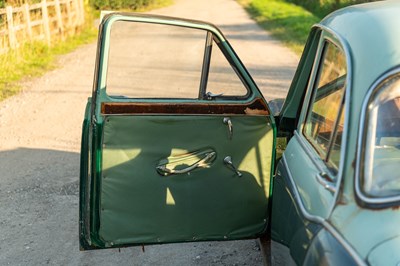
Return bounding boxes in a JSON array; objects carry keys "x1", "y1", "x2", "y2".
[{"x1": 0, "y1": 0, "x2": 85, "y2": 54}]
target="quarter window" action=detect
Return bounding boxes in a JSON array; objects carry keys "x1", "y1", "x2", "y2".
[
  {"x1": 206, "y1": 39, "x2": 248, "y2": 97},
  {"x1": 304, "y1": 41, "x2": 347, "y2": 176}
]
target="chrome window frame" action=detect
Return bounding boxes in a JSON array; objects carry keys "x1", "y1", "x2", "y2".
[
  {"x1": 296, "y1": 24, "x2": 352, "y2": 215},
  {"x1": 100, "y1": 14, "x2": 252, "y2": 101},
  {"x1": 355, "y1": 67, "x2": 400, "y2": 206},
  {"x1": 302, "y1": 39, "x2": 347, "y2": 174}
]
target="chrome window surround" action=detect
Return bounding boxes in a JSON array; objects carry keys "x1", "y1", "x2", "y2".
[
  {"x1": 296, "y1": 24, "x2": 352, "y2": 218},
  {"x1": 100, "y1": 15, "x2": 251, "y2": 101},
  {"x1": 355, "y1": 67, "x2": 400, "y2": 206},
  {"x1": 301, "y1": 35, "x2": 347, "y2": 180}
]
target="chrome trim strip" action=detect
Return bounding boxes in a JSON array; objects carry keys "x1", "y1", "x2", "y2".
[
  {"x1": 314, "y1": 26, "x2": 352, "y2": 214},
  {"x1": 355, "y1": 67, "x2": 400, "y2": 205},
  {"x1": 297, "y1": 30, "x2": 324, "y2": 132},
  {"x1": 281, "y1": 155, "x2": 365, "y2": 264}
]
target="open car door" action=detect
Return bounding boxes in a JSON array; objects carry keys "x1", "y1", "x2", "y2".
[{"x1": 79, "y1": 13, "x2": 276, "y2": 250}]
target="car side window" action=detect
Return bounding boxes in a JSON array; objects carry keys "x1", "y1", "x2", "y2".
[
  {"x1": 106, "y1": 21, "x2": 248, "y2": 99},
  {"x1": 361, "y1": 73, "x2": 400, "y2": 198},
  {"x1": 303, "y1": 41, "x2": 347, "y2": 176},
  {"x1": 106, "y1": 21, "x2": 205, "y2": 99}
]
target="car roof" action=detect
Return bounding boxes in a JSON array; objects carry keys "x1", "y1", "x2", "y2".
[{"x1": 320, "y1": 1, "x2": 400, "y2": 104}]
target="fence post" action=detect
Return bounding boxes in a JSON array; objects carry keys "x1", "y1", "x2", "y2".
[
  {"x1": 78, "y1": 0, "x2": 84, "y2": 26},
  {"x1": 65, "y1": 0, "x2": 72, "y2": 34},
  {"x1": 54, "y1": 0, "x2": 64, "y2": 39},
  {"x1": 22, "y1": 4, "x2": 33, "y2": 40},
  {"x1": 6, "y1": 6, "x2": 17, "y2": 49},
  {"x1": 72, "y1": 0, "x2": 79, "y2": 27},
  {"x1": 41, "y1": 0, "x2": 51, "y2": 45}
]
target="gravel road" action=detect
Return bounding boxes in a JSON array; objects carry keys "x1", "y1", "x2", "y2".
[{"x1": 0, "y1": 0, "x2": 298, "y2": 265}]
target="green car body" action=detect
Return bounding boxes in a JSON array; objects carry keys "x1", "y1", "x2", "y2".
[{"x1": 80, "y1": 2, "x2": 400, "y2": 264}]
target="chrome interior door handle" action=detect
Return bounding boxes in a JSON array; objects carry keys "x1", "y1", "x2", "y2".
[
  {"x1": 223, "y1": 156, "x2": 242, "y2": 177},
  {"x1": 157, "y1": 151, "x2": 216, "y2": 176},
  {"x1": 223, "y1": 117, "x2": 233, "y2": 140}
]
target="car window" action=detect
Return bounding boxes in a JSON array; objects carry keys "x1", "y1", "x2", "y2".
[
  {"x1": 303, "y1": 41, "x2": 347, "y2": 176},
  {"x1": 205, "y1": 38, "x2": 248, "y2": 97},
  {"x1": 362, "y1": 73, "x2": 400, "y2": 198},
  {"x1": 106, "y1": 21, "x2": 248, "y2": 99},
  {"x1": 106, "y1": 21, "x2": 206, "y2": 99}
]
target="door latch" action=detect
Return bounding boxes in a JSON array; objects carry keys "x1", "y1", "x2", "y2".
[
  {"x1": 223, "y1": 117, "x2": 233, "y2": 140},
  {"x1": 206, "y1": 91, "x2": 223, "y2": 100}
]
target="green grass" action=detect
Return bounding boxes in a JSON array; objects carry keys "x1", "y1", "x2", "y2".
[{"x1": 238, "y1": 0, "x2": 320, "y2": 54}]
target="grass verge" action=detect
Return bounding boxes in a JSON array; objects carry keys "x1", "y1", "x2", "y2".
[{"x1": 237, "y1": 0, "x2": 320, "y2": 54}]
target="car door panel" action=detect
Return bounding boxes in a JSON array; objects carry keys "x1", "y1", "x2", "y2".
[{"x1": 98, "y1": 113, "x2": 273, "y2": 246}]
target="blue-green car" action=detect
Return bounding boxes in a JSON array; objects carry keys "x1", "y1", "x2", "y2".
[{"x1": 80, "y1": 2, "x2": 400, "y2": 264}]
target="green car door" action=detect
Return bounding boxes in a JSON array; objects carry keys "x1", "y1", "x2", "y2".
[{"x1": 79, "y1": 13, "x2": 276, "y2": 250}]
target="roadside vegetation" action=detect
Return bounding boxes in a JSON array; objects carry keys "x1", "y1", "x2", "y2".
[
  {"x1": 0, "y1": 0, "x2": 172, "y2": 101},
  {"x1": 90, "y1": 0, "x2": 172, "y2": 11},
  {"x1": 238, "y1": 0, "x2": 376, "y2": 54},
  {"x1": 0, "y1": 19, "x2": 97, "y2": 100}
]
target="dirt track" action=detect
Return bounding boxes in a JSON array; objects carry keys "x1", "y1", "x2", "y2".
[{"x1": 0, "y1": 0, "x2": 298, "y2": 265}]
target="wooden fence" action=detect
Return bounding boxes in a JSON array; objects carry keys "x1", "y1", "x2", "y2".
[{"x1": 0, "y1": 0, "x2": 85, "y2": 54}]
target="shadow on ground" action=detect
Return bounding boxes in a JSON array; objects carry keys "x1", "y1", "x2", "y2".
[{"x1": 0, "y1": 148, "x2": 263, "y2": 265}]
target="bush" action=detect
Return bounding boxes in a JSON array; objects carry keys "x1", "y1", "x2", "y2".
[
  {"x1": 90, "y1": 0, "x2": 156, "y2": 10},
  {"x1": 283, "y1": 0, "x2": 376, "y2": 17}
]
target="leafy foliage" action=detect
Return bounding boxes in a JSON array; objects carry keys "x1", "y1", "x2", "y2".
[
  {"x1": 90, "y1": 0, "x2": 158, "y2": 10},
  {"x1": 1, "y1": 0, "x2": 42, "y2": 8},
  {"x1": 283, "y1": 0, "x2": 376, "y2": 17}
]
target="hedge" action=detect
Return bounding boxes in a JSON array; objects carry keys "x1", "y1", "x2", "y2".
[
  {"x1": 283, "y1": 0, "x2": 376, "y2": 17},
  {"x1": 90, "y1": 0, "x2": 156, "y2": 10}
]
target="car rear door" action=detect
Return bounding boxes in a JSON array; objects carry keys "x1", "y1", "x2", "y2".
[{"x1": 80, "y1": 13, "x2": 275, "y2": 250}]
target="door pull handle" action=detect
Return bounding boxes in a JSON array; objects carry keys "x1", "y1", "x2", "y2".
[
  {"x1": 157, "y1": 151, "x2": 216, "y2": 176},
  {"x1": 223, "y1": 117, "x2": 233, "y2": 140},
  {"x1": 316, "y1": 172, "x2": 336, "y2": 193}
]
